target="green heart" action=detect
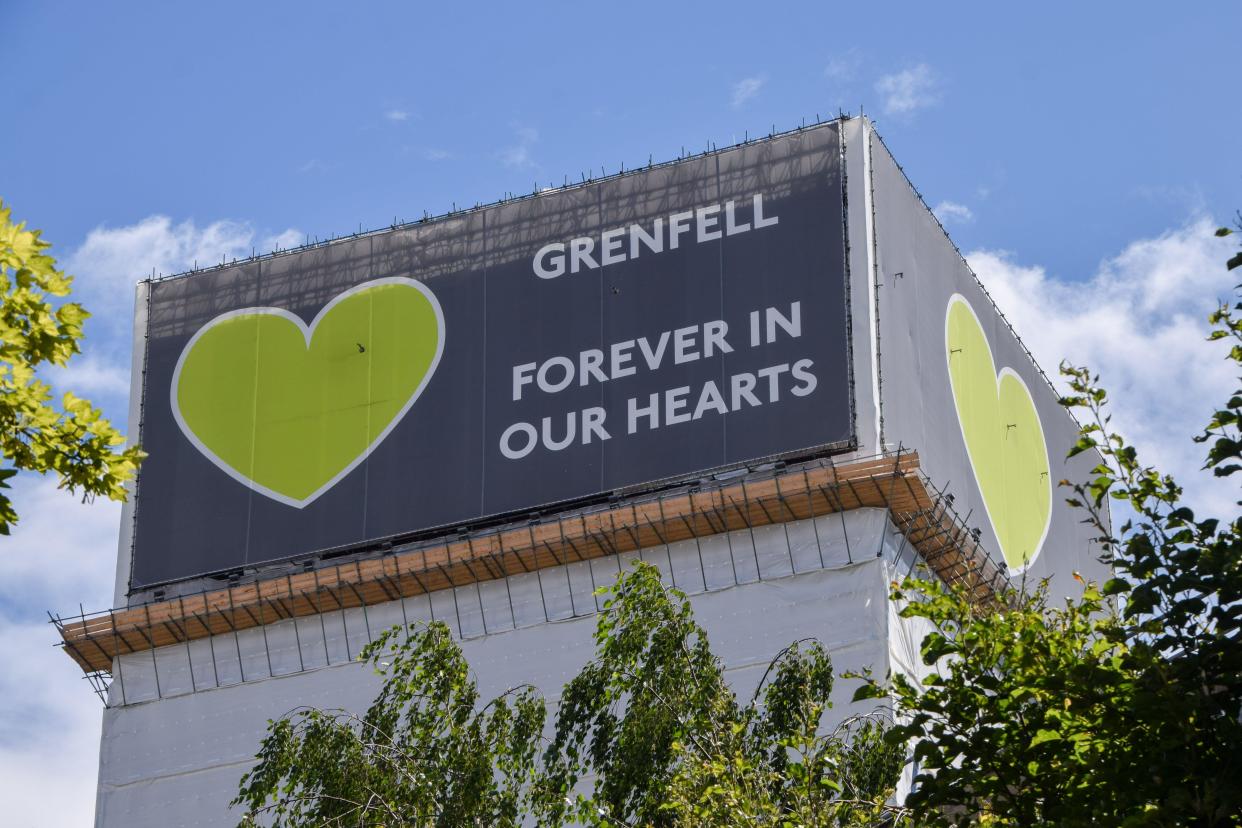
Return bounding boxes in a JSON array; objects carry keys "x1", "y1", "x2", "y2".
[
  {"x1": 172, "y1": 278, "x2": 444, "y2": 507},
  {"x1": 946, "y1": 294, "x2": 1051, "y2": 571}
]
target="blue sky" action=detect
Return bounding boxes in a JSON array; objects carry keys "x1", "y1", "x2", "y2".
[
  {"x1": 1, "y1": 2, "x2": 1239, "y2": 823},
  {"x1": 5, "y1": 2, "x2": 1238, "y2": 279}
]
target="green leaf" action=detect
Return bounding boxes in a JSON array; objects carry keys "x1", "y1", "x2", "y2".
[
  {"x1": 1029, "y1": 729, "x2": 1063, "y2": 748},
  {"x1": 851, "y1": 683, "x2": 889, "y2": 703},
  {"x1": 1102, "y1": 577, "x2": 1131, "y2": 596},
  {"x1": 0, "y1": 200, "x2": 143, "y2": 529}
]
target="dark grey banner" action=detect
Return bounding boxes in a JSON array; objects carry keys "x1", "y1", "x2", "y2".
[{"x1": 130, "y1": 123, "x2": 852, "y2": 589}]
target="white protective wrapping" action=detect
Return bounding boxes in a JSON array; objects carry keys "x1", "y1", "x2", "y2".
[{"x1": 95, "y1": 508, "x2": 923, "y2": 827}]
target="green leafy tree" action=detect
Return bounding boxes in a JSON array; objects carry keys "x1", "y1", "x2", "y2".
[
  {"x1": 536, "y1": 562, "x2": 906, "y2": 828},
  {"x1": 235, "y1": 563, "x2": 905, "y2": 827},
  {"x1": 855, "y1": 233, "x2": 1242, "y2": 826},
  {"x1": 0, "y1": 199, "x2": 143, "y2": 532},
  {"x1": 234, "y1": 622, "x2": 546, "y2": 827}
]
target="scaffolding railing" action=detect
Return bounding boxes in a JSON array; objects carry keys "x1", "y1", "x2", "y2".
[{"x1": 51, "y1": 448, "x2": 1010, "y2": 701}]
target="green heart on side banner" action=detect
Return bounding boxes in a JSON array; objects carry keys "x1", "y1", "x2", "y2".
[
  {"x1": 172, "y1": 277, "x2": 444, "y2": 507},
  {"x1": 946, "y1": 294, "x2": 1051, "y2": 571}
]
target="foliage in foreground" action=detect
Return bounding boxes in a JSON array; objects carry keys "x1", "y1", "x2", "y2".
[
  {"x1": 234, "y1": 563, "x2": 904, "y2": 827},
  {"x1": 235, "y1": 622, "x2": 545, "y2": 826},
  {"x1": 856, "y1": 227, "x2": 1242, "y2": 825},
  {"x1": 0, "y1": 199, "x2": 143, "y2": 532},
  {"x1": 536, "y1": 563, "x2": 904, "y2": 828}
]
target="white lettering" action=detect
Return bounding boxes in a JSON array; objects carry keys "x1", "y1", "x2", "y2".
[
  {"x1": 583, "y1": 407, "x2": 611, "y2": 443},
  {"x1": 696, "y1": 204, "x2": 722, "y2": 242},
  {"x1": 791, "y1": 359, "x2": 817, "y2": 397},
  {"x1": 611, "y1": 340, "x2": 636, "y2": 378},
  {"x1": 542, "y1": 413, "x2": 577, "y2": 451},
  {"x1": 756, "y1": 363, "x2": 789, "y2": 402},
  {"x1": 628, "y1": 393, "x2": 660, "y2": 433},
  {"x1": 601, "y1": 228, "x2": 626, "y2": 266},
  {"x1": 703, "y1": 320, "x2": 732, "y2": 357},
  {"x1": 510, "y1": 316, "x2": 768, "y2": 403},
  {"x1": 570, "y1": 237, "x2": 598, "y2": 273},
  {"x1": 692, "y1": 381, "x2": 729, "y2": 419},
  {"x1": 766, "y1": 301, "x2": 801, "y2": 343},
  {"x1": 725, "y1": 199, "x2": 751, "y2": 235},
  {"x1": 534, "y1": 193, "x2": 779, "y2": 279},
  {"x1": 580, "y1": 349, "x2": 607, "y2": 385},
  {"x1": 673, "y1": 325, "x2": 699, "y2": 364},
  {"x1": 536, "y1": 356, "x2": 574, "y2": 394},
  {"x1": 533, "y1": 243, "x2": 566, "y2": 279},
  {"x1": 753, "y1": 193, "x2": 779, "y2": 229},
  {"x1": 513, "y1": 362, "x2": 536, "y2": 401},
  {"x1": 630, "y1": 219, "x2": 663, "y2": 258},
  {"x1": 665, "y1": 385, "x2": 692, "y2": 425},
  {"x1": 669, "y1": 210, "x2": 694, "y2": 249},
  {"x1": 731, "y1": 372, "x2": 761, "y2": 409},
  {"x1": 500, "y1": 422, "x2": 538, "y2": 459},
  {"x1": 636, "y1": 331, "x2": 670, "y2": 370}
]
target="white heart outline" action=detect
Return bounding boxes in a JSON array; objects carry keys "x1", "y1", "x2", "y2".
[
  {"x1": 170, "y1": 276, "x2": 445, "y2": 509},
  {"x1": 945, "y1": 293, "x2": 1052, "y2": 574}
]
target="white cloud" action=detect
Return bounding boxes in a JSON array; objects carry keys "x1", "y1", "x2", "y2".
[
  {"x1": 384, "y1": 109, "x2": 410, "y2": 122},
  {"x1": 0, "y1": 618, "x2": 105, "y2": 827},
  {"x1": 0, "y1": 474, "x2": 123, "y2": 826},
  {"x1": 967, "y1": 217, "x2": 1238, "y2": 518},
  {"x1": 263, "y1": 228, "x2": 304, "y2": 252},
  {"x1": 402, "y1": 145, "x2": 453, "y2": 162},
  {"x1": 67, "y1": 216, "x2": 295, "y2": 305},
  {"x1": 499, "y1": 125, "x2": 539, "y2": 169},
  {"x1": 44, "y1": 353, "x2": 130, "y2": 400},
  {"x1": 2, "y1": 475, "x2": 120, "y2": 611},
  {"x1": 499, "y1": 145, "x2": 533, "y2": 169},
  {"x1": 824, "y1": 51, "x2": 862, "y2": 82},
  {"x1": 875, "y1": 64, "x2": 939, "y2": 116},
  {"x1": 933, "y1": 200, "x2": 974, "y2": 224},
  {"x1": 731, "y1": 76, "x2": 765, "y2": 108}
]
